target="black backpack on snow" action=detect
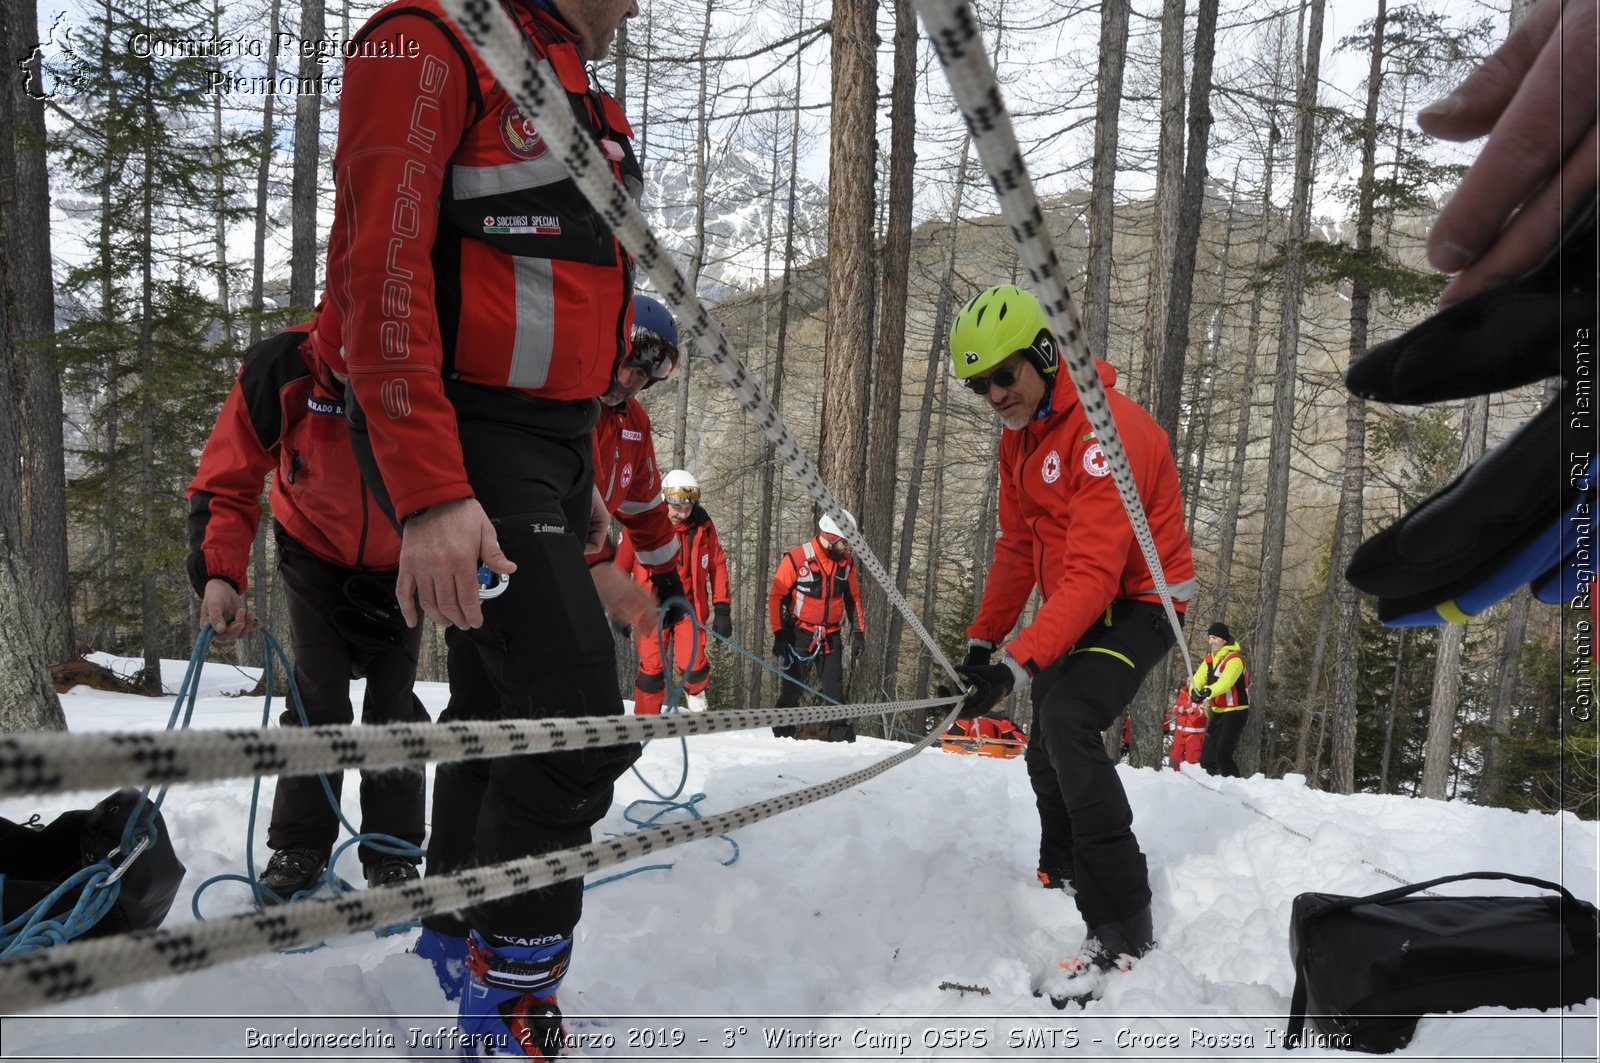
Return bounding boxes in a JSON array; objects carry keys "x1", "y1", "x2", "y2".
[{"x1": 1285, "y1": 871, "x2": 1599, "y2": 1053}]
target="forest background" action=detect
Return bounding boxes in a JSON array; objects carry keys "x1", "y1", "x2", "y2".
[{"x1": 0, "y1": 0, "x2": 1591, "y2": 821}]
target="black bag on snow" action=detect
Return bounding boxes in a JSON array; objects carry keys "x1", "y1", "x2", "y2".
[
  {"x1": 0, "y1": 788, "x2": 186, "y2": 941},
  {"x1": 1285, "y1": 871, "x2": 1599, "y2": 1053}
]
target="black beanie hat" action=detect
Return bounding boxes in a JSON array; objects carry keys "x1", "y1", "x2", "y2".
[{"x1": 1208, "y1": 621, "x2": 1232, "y2": 642}]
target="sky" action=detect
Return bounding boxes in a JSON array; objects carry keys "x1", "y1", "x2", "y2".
[{"x1": 0, "y1": 654, "x2": 1594, "y2": 1061}]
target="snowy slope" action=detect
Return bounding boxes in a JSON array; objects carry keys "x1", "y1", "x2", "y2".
[{"x1": 1, "y1": 659, "x2": 1596, "y2": 1061}]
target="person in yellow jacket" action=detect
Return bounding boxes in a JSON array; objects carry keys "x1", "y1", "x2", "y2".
[{"x1": 1191, "y1": 622, "x2": 1249, "y2": 777}]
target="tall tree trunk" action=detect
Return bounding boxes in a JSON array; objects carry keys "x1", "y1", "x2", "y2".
[
  {"x1": 1294, "y1": 525, "x2": 1342, "y2": 779},
  {"x1": 914, "y1": 371, "x2": 951, "y2": 698},
  {"x1": 1084, "y1": 0, "x2": 1129, "y2": 358},
  {"x1": 1378, "y1": 627, "x2": 1406, "y2": 793},
  {"x1": 1181, "y1": 172, "x2": 1238, "y2": 524},
  {"x1": 1483, "y1": 589, "x2": 1530, "y2": 804},
  {"x1": 1249, "y1": 0, "x2": 1326, "y2": 777},
  {"x1": 291, "y1": 0, "x2": 326, "y2": 312},
  {"x1": 818, "y1": 0, "x2": 877, "y2": 510},
  {"x1": 859, "y1": 0, "x2": 917, "y2": 705},
  {"x1": 0, "y1": 0, "x2": 67, "y2": 729},
  {"x1": 1421, "y1": 398, "x2": 1489, "y2": 798},
  {"x1": 673, "y1": 0, "x2": 717, "y2": 470},
  {"x1": 7, "y1": 0, "x2": 73, "y2": 665},
  {"x1": 1140, "y1": 0, "x2": 1186, "y2": 406},
  {"x1": 1213, "y1": 107, "x2": 1281, "y2": 614},
  {"x1": 1154, "y1": 0, "x2": 1220, "y2": 441},
  {"x1": 1330, "y1": 0, "x2": 1387, "y2": 795},
  {"x1": 138, "y1": 48, "x2": 161, "y2": 692},
  {"x1": 213, "y1": 0, "x2": 235, "y2": 347},
  {"x1": 752, "y1": 34, "x2": 807, "y2": 705}
]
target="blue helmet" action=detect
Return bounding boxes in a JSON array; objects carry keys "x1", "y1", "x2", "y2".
[{"x1": 628, "y1": 294, "x2": 680, "y2": 388}]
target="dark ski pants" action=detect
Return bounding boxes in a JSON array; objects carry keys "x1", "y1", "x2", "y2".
[
  {"x1": 774, "y1": 630, "x2": 854, "y2": 741},
  {"x1": 1200, "y1": 708, "x2": 1248, "y2": 777},
  {"x1": 352, "y1": 382, "x2": 639, "y2": 943},
  {"x1": 268, "y1": 530, "x2": 428, "y2": 868},
  {"x1": 1024, "y1": 600, "x2": 1177, "y2": 931}
]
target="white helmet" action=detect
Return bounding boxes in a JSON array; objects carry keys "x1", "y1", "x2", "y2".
[
  {"x1": 818, "y1": 509, "x2": 855, "y2": 539},
  {"x1": 662, "y1": 469, "x2": 700, "y2": 505}
]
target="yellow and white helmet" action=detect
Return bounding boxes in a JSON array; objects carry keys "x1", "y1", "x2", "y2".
[{"x1": 662, "y1": 469, "x2": 700, "y2": 505}]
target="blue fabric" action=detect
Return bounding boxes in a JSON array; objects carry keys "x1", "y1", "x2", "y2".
[{"x1": 414, "y1": 927, "x2": 469, "y2": 1003}]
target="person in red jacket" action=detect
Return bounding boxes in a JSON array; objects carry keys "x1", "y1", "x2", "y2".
[
  {"x1": 948, "y1": 284, "x2": 1195, "y2": 1001},
  {"x1": 617, "y1": 470, "x2": 732, "y2": 714},
  {"x1": 768, "y1": 512, "x2": 867, "y2": 742},
  {"x1": 187, "y1": 322, "x2": 429, "y2": 901},
  {"x1": 317, "y1": 0, "x2": 648, "y2": 1054},
  {"x1": 1167, "y1": 685, "x2": 1207, "y2": 771},
  {"x1": 590, "y1": 294, "x2": 687, "y2": 635}
]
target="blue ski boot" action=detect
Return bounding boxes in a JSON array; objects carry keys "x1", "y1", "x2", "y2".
[{"x1": 458, "y1": 930, "x2": 572, "y2": 1059}]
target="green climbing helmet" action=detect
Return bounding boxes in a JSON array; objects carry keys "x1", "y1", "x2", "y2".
[{"x1": 948, "y1": 284, "x2": 1059, "y2": 380}]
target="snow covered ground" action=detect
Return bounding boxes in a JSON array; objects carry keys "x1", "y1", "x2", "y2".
[{"x1": 1, "y1": 654, "x2": 1596, "y2": 1061}]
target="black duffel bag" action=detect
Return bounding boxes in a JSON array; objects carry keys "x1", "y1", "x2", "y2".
[
  {"x1": 0, "y1": 788, "x2": 186, "y2": 943},
  {"x1": 1285, "y1": 871, "x2": 1599, "y2": 1054}
]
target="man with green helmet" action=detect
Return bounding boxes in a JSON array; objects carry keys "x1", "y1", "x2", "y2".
[{"x1": 948, "y1": 284, "x2": 1196, "y2": 1005}]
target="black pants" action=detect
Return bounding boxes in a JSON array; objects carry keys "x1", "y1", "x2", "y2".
[
  {"x1": 1200, "y1": 708, "x2": 1248, "y2": 777},
  {"x1": 1023, "y1": 600, "x2": 1176, "y2": 930},
  {"x1": 774, "y1": 630, "x2": 854, "y2": 741},
  {"x1": 269, "y1": 530, "x2": 428, "y2": 867},
  {"x1": 351, "y1": 382, "x2": 638, "y2": 942}
]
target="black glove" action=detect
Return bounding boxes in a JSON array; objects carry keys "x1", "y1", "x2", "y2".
[
  {"x1": 711, "y1": 603, "x2": 732, "y2": 639},
  {"x1": 772, "y1": 629, "x2": 792, "y2": 660},
  {"x1": 851, "y1": 630, "x2": 865, "y2": 658},
  {"x1": 954, "y1": 662, "x2": 1016, "y2": 720},
  {"x1": 1192, "y1": 686, "x2": 1211, "y2": 701},
  {"x1": 649, "y1": 570, "x2": 690, "y2": 628},
  {"x1": 961, "y1": 638, "x2": 995, "y2": 669},
  {"x1": 1343, "y1": 185, "x2": 1597, "y2": 626}
]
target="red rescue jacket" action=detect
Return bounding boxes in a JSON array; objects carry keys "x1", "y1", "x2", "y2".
[
  {"x1": 186, "y1": 325, "x2": 399, "y2": 595},
  {"x1": 769, "y1": 537, "x2": 867, "y2": 637},
  {"x1": 320, "y1": 0, "x2": 641, "y2": 519},
  {"x1": 618, "y1": 505, "x2": 730, "y2": 623},
  {"x1": 592, "y1": 397, "x2": 676, "y2": 574},
  {"x1": 969, "y1": 361, "x2": 1195, "y2": 673}
]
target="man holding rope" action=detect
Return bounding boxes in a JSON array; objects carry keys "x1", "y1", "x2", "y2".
[
  {"x1": 317, "y1": 0, "x2": 648, "y2": 1056},
  {"x1": 948, "y1": 284, "x2": 1195, "y2": 1006}
]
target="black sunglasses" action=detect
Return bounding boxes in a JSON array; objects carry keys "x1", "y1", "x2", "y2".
[{"x1": 963, "y1": 365, "x2": 1021, "y2": 396}]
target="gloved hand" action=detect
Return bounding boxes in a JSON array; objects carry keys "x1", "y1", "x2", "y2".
[
  {"x1": 961, "y1": 638, "x2": 996, "y2": 669},
  {"x1": 649, "y1": 569, "x2": 690, "y2": 628},
  {"x1": 771, "y1": 628, "x2": 792, "y2": 660},
  {"x1": 1192, "y1": 686, "x2": 1211, "y2": 702},
  {"x1": 1343, "y1": 185, "x2": 1597, "y2": 626},
  {"x1": 711, "y1": 603, "x2": 732, "y2": 639},
  {"x1": 954, "y1": 662, "x2": 1016, "y2": 720},
  {"x1": 851, "y1": 630, "x2": 865, "y2": 658}
]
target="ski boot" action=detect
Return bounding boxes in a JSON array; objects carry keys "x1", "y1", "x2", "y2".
[
  {"x1": 459, "y1": 930, "x2": 572, "y2": 1059},
  {"x1": 1035, "y1": 906, "x2": 1153, "y2": 1009}
]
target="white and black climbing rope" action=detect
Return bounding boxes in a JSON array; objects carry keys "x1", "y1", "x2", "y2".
[
  {"x1": 0, "y1": 704, "x2": 958, "y2": 1011},
  {"x1": 0, "y1": 697, "x2": 958, "y2": 799}
]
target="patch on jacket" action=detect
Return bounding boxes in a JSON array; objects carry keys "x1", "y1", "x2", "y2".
[
  {"x1": 1082, "y1": 442, "x2": 1110, "y2": 477},
  {"x1": 1042, "y1": 449, "x2": 1062, "y2": 484},
  {"x1": 499, "y1": 101, "x2": 547, "y2": 160},
  {"x1": 621, "y1": 429, "x2": 643, "y2": 441},
  {"x1": 620, "y1": 463, "x2": 634, "y2": 489}
]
